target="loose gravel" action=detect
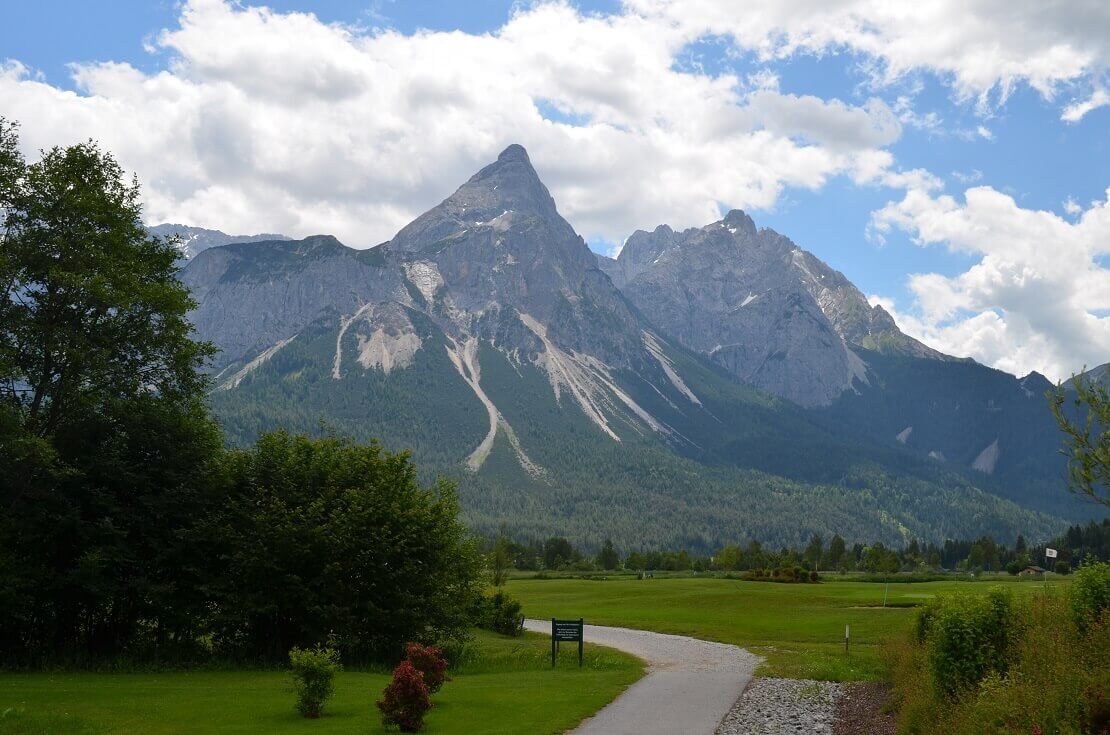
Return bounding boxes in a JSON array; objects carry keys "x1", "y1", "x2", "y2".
[{"x1": 716, "y1": 677, "x2": 845, "y2": 735}]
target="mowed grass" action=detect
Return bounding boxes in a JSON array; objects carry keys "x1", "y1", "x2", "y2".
[
  {"x1": 0, "y1": 631, "x2": 643, "y2": 735},
  {"x1": 508, "y1": 574, "x2": 1067, "y2": 681}
]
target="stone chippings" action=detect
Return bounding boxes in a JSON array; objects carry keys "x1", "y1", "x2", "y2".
[{"x1": 717, "y1": 677, "x2": 845, "y2": 735}]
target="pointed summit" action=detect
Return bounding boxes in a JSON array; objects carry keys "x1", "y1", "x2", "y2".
[
  {"x1": 389, "y1": 144, "x2": 566, "y2": 252},
  {"x1": 497, "y1": 143, "x2": 530, "y2": 163}
]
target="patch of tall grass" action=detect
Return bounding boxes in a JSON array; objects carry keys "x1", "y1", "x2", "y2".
[{"x1": 886, "y1": 563, "x2": 1110, "y2": 734}]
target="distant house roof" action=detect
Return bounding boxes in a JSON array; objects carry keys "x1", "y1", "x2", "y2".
[{"x1": 1020, "y1": 566, "x2": 1046, "y2": 574}]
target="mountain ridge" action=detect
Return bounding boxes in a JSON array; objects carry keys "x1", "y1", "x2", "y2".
[{"x1": 178, "y1": 144, "x2": 1098, "y2": 547}]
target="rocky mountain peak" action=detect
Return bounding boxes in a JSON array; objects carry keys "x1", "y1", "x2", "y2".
[
  {"x1": 721, "y1": 209, "x2": 757, "y2": 238},
  {"x1": 388, "y1": 144, "x2": 567, "y2": 253}
]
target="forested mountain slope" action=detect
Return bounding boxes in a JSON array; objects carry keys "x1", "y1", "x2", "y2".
[{"x1": 181, "y1": 145, "x2": 1089, "y2": 549}]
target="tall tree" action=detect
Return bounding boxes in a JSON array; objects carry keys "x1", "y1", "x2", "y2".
[
  {"x1": 0, "y1": 119, "x2": 222, "y2": 662},
  {"x1": 597, "y1": 539, "x2": 620, "y2": 571},
  {"x1": 0, "y1": 121, "x2": 211, "y2": 433},
  {"x1": 1050, "y1": 374, "x2": 1110, "y2": 506},
  {"x1": 804, "y1": 534, "x2": 824, "y2": 571}
]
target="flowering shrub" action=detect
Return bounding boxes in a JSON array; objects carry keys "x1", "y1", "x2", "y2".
[
  {"x1": 404, "y1": 643, "x2": 449, "y2": 694},
  {"x1": 378, "y1": 660, "x2": 431, "y2": 732},
  {"x1": 288, "y1": 645, "x2": 341, "y2": 718}
]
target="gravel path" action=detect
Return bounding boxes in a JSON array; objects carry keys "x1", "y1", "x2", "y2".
[
  {"x1": 523, "y1": 619, "x2": 761, "y2": 735},
  {"x1": 833, "y1": 683, "x2": 897, "y2": 735},
  {"x1": 716, "y1": 678, "x2": 845, "y2": 735}
]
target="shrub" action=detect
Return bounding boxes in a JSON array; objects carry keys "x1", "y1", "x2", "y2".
[
  {"x1": 378, "y1": 660, "x2": 431, "y2": 732},
  {"x1": 288, "y1": 645, "x2": 342, "y2": 718},
  {"x1": 887, "y1": 592, "x2": 1110, "y2": 735},
  {"x1": 475, "y1": 591, "x2": 524, "y2": 636},
  {"x1": 1071, "y1": 559, "x2": 1110, "y2": 630},
  {"x1": 404, "y1": 643, "x2": 449, "y2": 694},
  {"x1": 924, "y1": 588, "x2": 1020, "y2": 696}
]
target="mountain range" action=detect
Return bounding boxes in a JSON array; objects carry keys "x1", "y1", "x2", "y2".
[{"x1": 173, "y1": 145, "x2": 1103, "y2": 550}]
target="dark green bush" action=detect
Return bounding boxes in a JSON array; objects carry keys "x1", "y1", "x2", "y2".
[
  {"x1": 474, "y1": 591, "x2": 523, "y2": 636},
  {"x1": 288, "y1": 645, "x2": 341, "y2": 718},
  {"x1": 1071, "y1": 559, "x2": 1110, "y2": 630},
  {"x1": 924, "y1": 588, "x2": 1020, "y2": 696}
]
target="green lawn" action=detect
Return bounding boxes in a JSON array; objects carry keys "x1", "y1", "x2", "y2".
[
  {"x1": 0, "y1": 631, "x2": 642, "y2": 735},
  {"x1": 508, "y1": 574, "x2": 1067, "y2": 681}
]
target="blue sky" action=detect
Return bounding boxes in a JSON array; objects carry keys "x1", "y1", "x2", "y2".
[{"x1": 2, "y1": 1, "x2": 1108, "y2": 379}]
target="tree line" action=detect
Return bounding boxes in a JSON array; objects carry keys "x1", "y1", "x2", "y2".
[
  {"x1": 0, "y1": 119, "x2": 481, "y2": 666},
  {"x1": 486, "y1": 518, "x2": 1110, "y2": 576}
]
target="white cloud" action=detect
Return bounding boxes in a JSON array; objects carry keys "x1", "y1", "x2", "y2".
[
  {"x1": 870, "y1": 186, "x2": 1110, "y2": 380},
  {"x1": 1062, "y1": 88, "x2": 1110, "y2": 122},
  {"x1": 0, "y1": 0, "x2": 903, "y2": 246},
  {"x1": 976, "y1": 125, "x2": 994, "y2": 141},
  {"x1": 630, "y1": 0, "x2": 1110, "y2": 116}
]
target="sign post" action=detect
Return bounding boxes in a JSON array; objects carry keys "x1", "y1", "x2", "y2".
[
  {"x1": 1045, "y1": 548, "x2": 1057, "y2": 593},
  {"x1": 845, "y1": 624, "x2": 850, "y2": 658},
  {"x1": 551, "y1": 618, "x2": 584, "y2": 667}
]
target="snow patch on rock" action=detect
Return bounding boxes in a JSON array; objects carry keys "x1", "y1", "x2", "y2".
[{"x1": 896, "y1": 426, "x2": 913, "y2": 444}]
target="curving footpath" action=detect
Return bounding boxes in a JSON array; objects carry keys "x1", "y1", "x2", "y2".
[{"x1": 524, "y1": 619, "x2": 761, "y2": 735}]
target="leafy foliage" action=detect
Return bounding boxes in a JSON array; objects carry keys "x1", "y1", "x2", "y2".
[
  {"x1": 1071, "y1": 560, "x2": 1110, "y2": 631},
  {"x1": 888, "y1": 591, "x2": 1109, "y2": 734},
  {"x1": 404, "y1": 643, "x2": 449, "y2": 694},
  {"x1": 211, "y1": 431, "x2": 482, "y2": 661},
  {"x1": 0, "y1": 118, "x2": 224, "y2": 664},
  {"x1": 474, "y1": 591, "x2": 524, "y2": 637},
  {"x1": 1051, "y1": 373, "x2": 1110, "y2": 506},
  {"x1": 916, "y1": 588, "x2": 1021, "y2": 696},
  {"x1": 288, "y1": 645, "x2": 341, "y2": 719},
  {"x1": 377, "y1": 660, "x2": 432, "y2": 732}
]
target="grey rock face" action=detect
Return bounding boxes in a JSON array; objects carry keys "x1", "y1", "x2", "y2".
[
  {"x1": 147, "y1": 223, "x2": 290, "y2": 260},
  {"x1": 181, "y1": 236, "x2": 402, "y2": 372},
  {"x1": 603, "y1": 209, "x2": 945, "y2": 406},
  {"x1": 182, "y1": 145, "x2": 708, "y2": 467}
]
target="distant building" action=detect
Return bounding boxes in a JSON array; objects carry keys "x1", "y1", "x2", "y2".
[{"x1": 1019, "y1": 566, "x2": 1046, "y2": 576}]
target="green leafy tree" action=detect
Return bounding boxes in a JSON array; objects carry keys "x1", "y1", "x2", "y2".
[
  {"x1": 213, "y1": 432, "x2": 481, "y2": 661},
  {"x1": 1050, "y1": 374, "x2": 1110, "y2": 506},
  {"x1": 827, "y1": 534, "x2": 847, "y2": 570},
  {"x1": 804, "y1": 534, "x2": 824, "y2": 571},
  {"x1": 489, "y1": 528, "x2": 512, "y2": 587},
  {"x1": 596, "y1": 539, "x2": 620, "y2": 570},
  {"x1": 0, "y1": 118, "x2": 222, "y2": 662},
  {"x1": 543, "y1": 537, "x2": 575, "y2": 570}
]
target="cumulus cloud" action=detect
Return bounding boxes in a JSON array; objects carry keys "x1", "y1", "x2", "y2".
[
  {"x1": 0, "y1": 0, "x2": 903, "y2": 246},
  {"x1": 870, "y1": 186, "x2": 1110, "y2": 381},
  {"x1": 630, "y1": 0, "x2": 1110, "y2": 117}
]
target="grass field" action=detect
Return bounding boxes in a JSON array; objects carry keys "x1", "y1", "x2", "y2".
[
  {"x1": 0, "y1": 631, "x2": 642, "y2": 735},
  {"x1": 508, "y1": 574, "x2": 1067, "y2": 681}
]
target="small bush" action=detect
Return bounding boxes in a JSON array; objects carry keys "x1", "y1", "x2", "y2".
[
  {"x1": 1071, "y1": 559, "x2": 1110, "y2": 630},
  {"x1": 404, "y1": 643, "x2": 449, "y2": 694},
  {"x1": 924, "y1": 588, "x2": 1020, "y2": 696},
  {"x1": 475, "y1": 590, "x2": 524, "y2": 635},
  {"x1": 378, "y1": 660, "x2": 431, "y2": 732},
  {"x1": 288, "y1": 645, "x2": 342, "y2": 719}
]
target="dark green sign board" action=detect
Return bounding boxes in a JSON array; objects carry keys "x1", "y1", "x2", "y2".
[{"x1": 551, "y1": 618, "x2": 583, "y2": 667}]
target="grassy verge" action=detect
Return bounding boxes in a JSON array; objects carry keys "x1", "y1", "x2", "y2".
[
  {"x1": 0, "y1": 631, "x2": 642, "y2": 735},
  {"x1": 886, "y1": 585, "x2": 1109, "y2": 733},
  {"x1": 508, "y1": 575, "x2": 1067, "y2": 681}
]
